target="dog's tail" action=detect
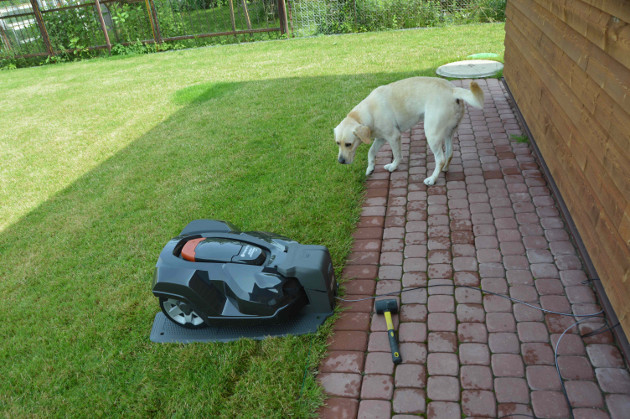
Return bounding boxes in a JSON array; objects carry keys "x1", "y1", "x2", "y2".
[{"x1": 453, "y1": 81, "x2": 484, "y2": 109}]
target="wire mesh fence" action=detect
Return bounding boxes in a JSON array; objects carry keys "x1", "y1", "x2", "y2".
[
  {"x1": 0, "y1": 0, "x2": 284, "y2": 61},
  {"x1": 1, "y1": 0, "x2": 503, "y2": 64},
  {"x1": 287, "y1": 0, "x2": 504, "y2": 37},
  {"x1": 152, "y1": 0, "x2": 281, "y2": 40},
  {"x1": 0, "y1": 1, "x2": 45, "y2": 56}
]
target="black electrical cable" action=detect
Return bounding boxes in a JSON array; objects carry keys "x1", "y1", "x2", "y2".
[
  {"x1": 580, "y1": 320, "x2": 620, "y2": 339},
  {"x1": 334, "y1": 281, "x2": 609, "y2": 419},
  {"x1": 554, "y1": 315, "x2": 620, "y2": 419},
  {"x1": 297, "y1": 333, "x2": 316, "y2": 402},
  {"x1": 554, "y1": 317, "x2": 599, "y2": 419},
  {"x1": 336, "y1": 284, "x2": 604, "y2": 318},
  {"x1": 580, "y1": 277, "x2": 600, "y2": 286}
]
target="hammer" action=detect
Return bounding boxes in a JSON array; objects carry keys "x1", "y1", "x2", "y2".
[{"x1": 375, "y1": 299, "x2": 402, "y2": 364}]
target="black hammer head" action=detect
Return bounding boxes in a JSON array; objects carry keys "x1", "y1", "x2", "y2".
[{"x1": 375, "y1": 299, "x2": 398, "y2": 314}]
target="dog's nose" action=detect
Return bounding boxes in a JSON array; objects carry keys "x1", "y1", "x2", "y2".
[{"x1": 338, "y1": 156, "x2": 346, "y2": 164}]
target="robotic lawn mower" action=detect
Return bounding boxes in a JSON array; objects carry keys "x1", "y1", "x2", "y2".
[{"x1": 150, "y1": 219, "x2": 337, "y2": 343}]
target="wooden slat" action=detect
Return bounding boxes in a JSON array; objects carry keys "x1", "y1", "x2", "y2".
[
  {"x1": 505, "y1": 49, "x2": 630, "y2": 332},
  {"x1": 507, "y1": 2, "x2": 630, "y2": 202},
  {"x1": 552, "y1": 0, "x2": 608, "y2": 47},
  {"x1": 519, "y1": 48, "x2": 627, "y2": 234},
  {"x1": 581, "y1": 0, "x2": 630, "y2": 23},
  {"x1": 517, "y1": 8, "x2": 630, "y2": 198},
  {"x1": 509, "y1": 1, "x2": 630, "y2": 200},
  {"x1": 504, "y1": 7, "x2": 630, "y2": 334},
  {"x1": 506, "y1": 9, "x2": 629, "y2": 227},
  {"x1": 515, "y1": 106, "x2": 630, "y2": 329},
  {"x1": 604, "y1": 17, "x2": 630, "y2": 72},
  {"x1": 620, "y1": 205, "x2": 630, "y2": 248},
  {"x1": 505, "y1": 41, "x2": 600, "y2": 229},
  {"x1": 534, "y1": 0, "x2": 630, "y2": 71},
  {"x1": 515, "y1": 0, "x2": 630, "y2": 112},
  {"x1": 584, "y1": 40, "x2": 630, "y2": 118}
]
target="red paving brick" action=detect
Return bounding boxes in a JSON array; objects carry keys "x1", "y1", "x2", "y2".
[
  {"x1": 392, "y1": 388, "x2": 426, "y2": 414},
  {"x1": 318, "y1": 372, "x2": 362, "y2": 398},
  {"x1": 360, "y1": 374, "x2": 394, "y2": 400},
  {"x1": 587, "y1": 344, "x2": 626, "y2": 368},
  {"x1": 557, "y1": 355, "x2": 595, "y2": 380},
  {"x1": 492, "y1": 353, "x2": 525, "y2": 377},
  {"x1": 459, "y1": 343, "x2": 491, "y2": 365},
  {"x1": 320, "y1": 351, "x2": 365, "y2": 374},
  {"x1": 461, "y1": 365, "x2": 493, "y2": 390},
  {"x1": 498, "y1": 403, "x2": 534, "y2": 418},
  {"x1": 394, "y1": 363, "x2": 426, "y2": 387},
  {"x1": 427, "y1": 376, "x2": 460, "y2": 401},
  {"x1": 606, "y1": 394, "x2": 630, "y2": 419},
  {"x1": 318, "y1": 397, "x2": 359, "y2": 419},
  {"x1": 364, "y1": 352, "x2": 396, "y2": 375},
  {"x1": 357, "y1": 400, "x2": 391, "y2": 419},
  {"x1": 596, "y1": 368, "x2": 630, "y2": 393},
  {"x1": 327, "y1": 330, "x2": 369, "y2": 352},
  {"x1": 566, "y1": 380, "x2": 604, "y2": 408},
  {"x1": 427, "y1": 352, "x2": 459, "y2": 376},
  {"x1": 462, "y1": 390, "x2": 497, "y2": 417},
  {"x1": 316, "y1": 79, "x2": 630, "y2": 418},
  {"x1": 426, "y1": 401, "x2": 461, "y2": 418},
  {"x1": 458, "y1": 322, "x2": 488, "y2": 343},
  {"x1": 488, "y1": 331, "x2": 519, "y2": 352}
]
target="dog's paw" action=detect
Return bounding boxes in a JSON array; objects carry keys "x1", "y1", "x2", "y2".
[
  {"x1": 384, "y1": 163, "x2": 398, "y2": 172},
  {"x1": 366, "y1": 165, "x2": 375, "y2": 176},
  {"x1": 423, "y1": 177, "x2": 436, "y2": 186}
]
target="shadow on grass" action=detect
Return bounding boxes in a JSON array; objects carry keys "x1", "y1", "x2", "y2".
[{"x1": 0, "y1": 69, "x2": 432, "y2": 417}]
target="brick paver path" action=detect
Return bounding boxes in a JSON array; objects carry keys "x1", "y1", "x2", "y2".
[{"x1": 317, "y1": 78, "x2": 630, "y2": 418}]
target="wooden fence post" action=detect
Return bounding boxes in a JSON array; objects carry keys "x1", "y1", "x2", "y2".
[
  {"x1": 94, "y1": 0, "x2": 111, "y2": 52},
  {"x1": 145, "y1": 0, "x2": 163, "y2": 44},
  {"x1": 29, "y1": 0, "x2": 54, "y2": 56},
  {"x1": 228, "y1": 0, "x2": 237, "y2": 32},
  {"x1": 241, "y1": 0, "x2": 252, "y2": 30},
  {"x1": 285, "y1": 0, "x2": 293, "y2": 36},
  {"x1": 0, "y1": 23, "x2": 12, "y2": 51},
  {"x1": 278, "y1": 0, "x2": 288, "y2": 35}
]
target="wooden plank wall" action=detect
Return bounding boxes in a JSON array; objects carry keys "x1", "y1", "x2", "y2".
[{"x1": 504, "y1": 0, "x2": 630, "y2": 335}]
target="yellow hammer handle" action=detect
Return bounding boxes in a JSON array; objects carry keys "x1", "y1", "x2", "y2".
[
  {"x1": 383, "y1": 310, "x2": 402, "y2": 364},
  {"x1": 384, "y1": 311, "x2": 394, "y2": 331}
]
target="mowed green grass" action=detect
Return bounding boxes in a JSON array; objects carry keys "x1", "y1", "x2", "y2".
[{"x1": 0, "y1": 24, "x2": 505, "y2": 417}]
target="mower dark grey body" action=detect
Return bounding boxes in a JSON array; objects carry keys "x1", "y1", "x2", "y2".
[{"x1": 152, "y1": 219, "x2": 337, "y2": 333}]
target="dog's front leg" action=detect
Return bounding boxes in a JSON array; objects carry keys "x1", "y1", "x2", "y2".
[
  {"x1": 383, "y1": 135, "x2": 402, "y2": 172},
  {"x1": 366, "y1": 138, "x2": 386, "y2": 175}
]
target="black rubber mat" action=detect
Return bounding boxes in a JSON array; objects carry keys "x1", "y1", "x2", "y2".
[{"x1": 150, "y1": 311, "x2": 332, "y2": 343}]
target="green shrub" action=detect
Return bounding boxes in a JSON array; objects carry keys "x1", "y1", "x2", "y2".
[
  {"x1": 315, "y1": 0, "x2": 505, "y2": 34},
  {"x1": 470, "y1": 0, "x2": 506, "y2": 22},
  {"x1": 44, "y1": 8, "x2": 102, "y2": 59},
  {"x1": 354, "y1": 0, "x2": 443, "y2": 31}
]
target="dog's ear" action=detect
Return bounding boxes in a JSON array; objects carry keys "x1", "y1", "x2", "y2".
[{"x1": 354, "y1": 125, "x2": 371, "y2": 144}]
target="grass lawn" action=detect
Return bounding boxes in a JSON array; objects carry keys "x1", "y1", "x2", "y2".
[{"x1": 0, "y1": 23, "x2": 505, "y2": 417}]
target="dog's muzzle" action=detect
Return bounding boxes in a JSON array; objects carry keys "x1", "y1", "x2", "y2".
[{"x1": 338, "y1": 156, "x2": 347, "y2": 164}]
